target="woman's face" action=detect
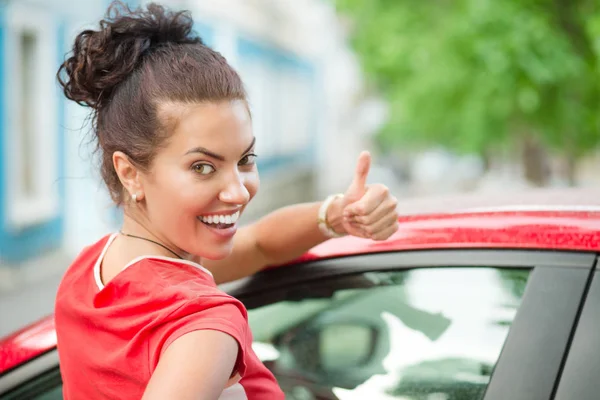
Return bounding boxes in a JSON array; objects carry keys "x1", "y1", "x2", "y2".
[{"x1": 140, "y1": 100, "x2": 259, "y2": 260}]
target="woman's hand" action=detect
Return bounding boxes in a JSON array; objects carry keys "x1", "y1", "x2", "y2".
[{"x1": 328, "y1": 151, "x2": 399, "y2": 240}]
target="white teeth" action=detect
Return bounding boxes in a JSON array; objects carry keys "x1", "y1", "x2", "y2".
[{"x1": 200, "y1": 211, "x2": 240, "y2": 225}]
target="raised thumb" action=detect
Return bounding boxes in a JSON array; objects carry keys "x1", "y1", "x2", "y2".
[{"x1": 344, "y1": 151, "x2": 371, "y2": 202}]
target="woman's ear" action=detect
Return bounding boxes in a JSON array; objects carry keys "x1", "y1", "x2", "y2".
[{"x1": 113, "y1": 151, "x2": 145, "y2": 202}]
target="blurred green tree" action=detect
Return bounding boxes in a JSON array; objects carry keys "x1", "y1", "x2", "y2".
[{"x1": 336, "y1": 0, "x2": 600, "y2": 185}]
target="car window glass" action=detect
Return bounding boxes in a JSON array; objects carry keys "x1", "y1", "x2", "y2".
[{"x1": 248, "y1": 267, "x2": 530, "y2": 400}]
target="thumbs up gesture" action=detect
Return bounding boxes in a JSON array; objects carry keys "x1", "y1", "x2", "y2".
[{"x1": 328, "y1": 151, "x2": 399, "y2": 240}]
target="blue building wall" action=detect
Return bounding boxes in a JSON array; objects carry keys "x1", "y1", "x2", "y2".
[
  {"x1": 0, "y1": 4, "x2": 66, "y2": 263},
  {"x1": 105, "y1": 0, "x2": 139, "y2": 10},
  {"x1": 195, "y1": 21, "x2": 214, "y2": 47}
]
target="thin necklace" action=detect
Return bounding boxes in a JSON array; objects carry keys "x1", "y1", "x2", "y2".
[{"x1": 119, "y1": 231, "x2": 183, "y2": 259}]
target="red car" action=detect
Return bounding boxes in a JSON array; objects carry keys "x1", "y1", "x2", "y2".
[{"x1": 2, "y1": 191, "x2": 600, "y2": 400}]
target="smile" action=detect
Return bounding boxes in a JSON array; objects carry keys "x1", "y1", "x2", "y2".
[{"x1": 198, "y1": 210, "x2": 240, "y2": 228}]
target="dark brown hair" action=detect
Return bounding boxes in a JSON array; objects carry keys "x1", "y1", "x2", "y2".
[{"x1": 57, "y1": 1, "x2": 246, "y2": 204}]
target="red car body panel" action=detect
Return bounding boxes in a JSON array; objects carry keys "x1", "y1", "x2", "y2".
[
  {"x1": 0, "y1": 316, "x2": 56, "y2": 375},
  {"x1": 2, "y1": 210, "x2": 600, "y2": 375}
]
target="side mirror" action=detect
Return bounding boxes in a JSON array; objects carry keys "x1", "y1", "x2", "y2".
[
  {"x1": 319, "y1": 322, "x2": 378, "y2": 372},
  {"x1": 285, "y1": 321, "x2": 379, "y2": 374}
]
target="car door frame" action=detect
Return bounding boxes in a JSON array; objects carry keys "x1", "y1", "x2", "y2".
[
  {"x1": 553, "y1": 256, "x2": 600, "y2": 400},
  {"x1": 0, "y1": 249, "x2": 596, "y2": 400},
  {"x1": 223, "y1": 248, "x2": 597, "y2": 400}
]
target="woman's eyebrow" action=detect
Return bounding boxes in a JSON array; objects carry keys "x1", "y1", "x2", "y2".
[
  {"x1": 184, "y1": 147, "x2": 225, "y2": 161},
  {"x1": 184, "y1": 137, "x2": 256, "y2": 160}
]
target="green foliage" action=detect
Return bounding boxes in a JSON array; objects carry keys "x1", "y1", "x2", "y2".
[{"x1": 336, "y1": 0, "x2": 600, "y2": 159}]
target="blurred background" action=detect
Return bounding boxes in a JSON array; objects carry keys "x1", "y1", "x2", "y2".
[{"x1": 0, "y1": 0, "x2": 598, "y2": 335}]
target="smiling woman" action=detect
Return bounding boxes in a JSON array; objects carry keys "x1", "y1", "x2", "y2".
[
  {"x1": 53, "y1": 1, "x2": 399, "y2": 399},
  {"x1": 111, "y1": 100, "x2": 259, "y2": 261}
]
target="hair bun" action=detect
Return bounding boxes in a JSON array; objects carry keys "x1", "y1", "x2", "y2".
[{"x1": 58, "y1": 1, "x2": 202, "y2": 110}]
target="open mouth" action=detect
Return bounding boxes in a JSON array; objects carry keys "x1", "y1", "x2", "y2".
[{"x1": 198, "y1": 210, "x2": 240, "y2": 230}]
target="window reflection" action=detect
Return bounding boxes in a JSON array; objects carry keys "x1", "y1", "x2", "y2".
[{"x1": 248, "y1": 267, "x2": 530, "y2": 400}]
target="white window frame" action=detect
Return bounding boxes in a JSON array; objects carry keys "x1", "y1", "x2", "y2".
[
  {"x1": 278, "y1": 67, "x2": 312, "y2": 154},
  {"x1": 3, "y1": 4, "x2": 59, "y2": 231}
]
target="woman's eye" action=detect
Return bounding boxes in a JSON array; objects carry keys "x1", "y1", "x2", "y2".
[
  {"x1": 192, "y1": 163, "x2": 215, "y2": 175},
  {"x1": 239, "y1": 154, "x2": 257, "y2": 166}
]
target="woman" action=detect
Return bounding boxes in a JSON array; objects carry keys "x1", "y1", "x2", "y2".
[{"x1": 54, "y1": 2, "x2": 399, "y2": 399}]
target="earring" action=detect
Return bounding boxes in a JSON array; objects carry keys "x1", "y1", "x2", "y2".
[{"x1": 132, "y1": 193, "x2": 138, "y2": 202}]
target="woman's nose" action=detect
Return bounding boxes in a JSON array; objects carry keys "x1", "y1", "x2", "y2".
[{"x1": 219, "y1": 173, "x2": 250, "y2": 205}]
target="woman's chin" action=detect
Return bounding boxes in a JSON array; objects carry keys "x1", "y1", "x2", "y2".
[{"x1": 194, "y1": 244, "x2": 234, "y2": 261}]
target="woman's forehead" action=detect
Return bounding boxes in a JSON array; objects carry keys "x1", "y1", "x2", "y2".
[{"x1": 158, "y1": 100, "x2": 253, "y2": 153}]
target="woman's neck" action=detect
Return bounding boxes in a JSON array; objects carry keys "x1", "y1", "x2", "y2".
[{"x1": 120, "y1": 212, "x2": 191, "y2": 260}]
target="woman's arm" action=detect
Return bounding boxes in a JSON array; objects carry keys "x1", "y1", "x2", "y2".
[
  {"x1": 142, "y1": 330, "x2": 238, "y2": 400},
  {"x1": 204, "y1": 152, "x2": 399, "y2": 284},
  {"x1": 205, "y1": 201, "x2": 340, "y2": 284}
]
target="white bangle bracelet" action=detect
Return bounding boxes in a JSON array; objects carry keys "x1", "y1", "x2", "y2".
[{"x1": 318, "y1": 194, "x2": 346, "y2": 238}]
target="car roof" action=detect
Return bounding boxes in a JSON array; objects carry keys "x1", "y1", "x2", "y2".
[
  {"x1": 2, "y1": 188, "x2": 600, "y2": 375},
  {"x1": 291, "y1": 187, "x2": 600, "y2": 262},
  {"x1": 294, "y1": 208, "x2": 600, "y2": 263}
]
